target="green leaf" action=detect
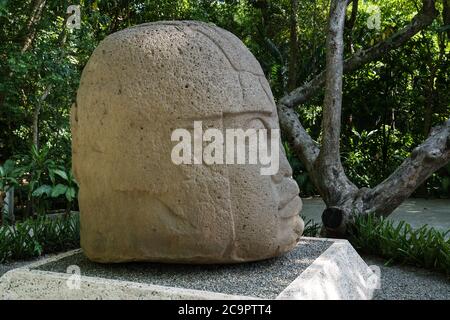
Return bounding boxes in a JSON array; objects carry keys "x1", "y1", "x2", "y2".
[
  {"x1": 49, "y1": 169, "x2": 55, "y2": 184},
  {"x1": 3, "y1": 160, "x2": 15, "y2": 173},
  {"x1": 65, "y1": 187, "x2": 76, "y2": 202},
  {"x1": 437, "y1": 25, "x2": 450, "y2": 32},
  {"x1": 6, "y1": 177, "x2": 18, "y2": 185},
  {"x1": 351, "y1": 128, "x2": 361, "y2": 138},
  {"x1": 53, "y1": 169, "x2": 68, "y2": 181},
  {"x1": 32, "y1": 185, "x2": 52, "y2": 197},
  {"x1": 51, "y1": 184, "x2": 68, "y2": 198},
  {"x1": 441, "y1": 177, "x2": 450, "y2": 192}
]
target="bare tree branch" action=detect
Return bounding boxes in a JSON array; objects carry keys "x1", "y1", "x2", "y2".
[
  {"x1": 318, "y1": 0, "x2": 348, "y2": 162},
  {"x1": 278, "y1": 104, "x2": 319, "y2": 171},
  {"x1": 314, "y1": 0, "x2": 359, "y2": 207},
  {"x1": 287, "y1": 0, "x2": 299, "y2": 91},
  {"x1": 444, "y1": 0, "x2": 450, "y2": 38},
  {"x1": 345, "y1": 0, "x2": 359, "y2": 53},
  {"x1": 32, "y1": 85, "x2": 52, "y2": 149},
  {"x1": 31, "y1": 16, "x2": 69, "y2": 149},
  {"x1": 365, "y1": 120, "x2": 450, "y2": 216},
  {"x1": 345, "y1": 0, "x2": 358, "y2": 31},
  {"x1": 275, "y1": 0, "x2": 446, "y2": 236},
  {"x1": 279, "y1": 0, "x2": 438, "y2": 108},
  {"x1": 21, "y1": 0, "x2": 47, "y2": 53}
]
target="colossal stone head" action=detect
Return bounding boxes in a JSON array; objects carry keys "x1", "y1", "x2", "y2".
[{"x1": 72, "y1": 21, "x2": 304, "y2": 263}]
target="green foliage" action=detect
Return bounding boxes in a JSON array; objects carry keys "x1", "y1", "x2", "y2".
[
  {"x1": 348, "y1": 214, "x2": 450, "y2": 275},
  {"x1": 21, "y1": 146, "x2": 59, "y2": 207},
  {"x1": 342, "y1": 125, "x2": 415, "y2": 188},
  {"x1": 302, "y1": 213, "x2": 449, "y2": 274},
  {"x1": 427, "y1": 163, "x2": 450, "y2": 197},
  {"x1": 31, "y1": 166, "x2": 78, "y2": 207},
  {"x1": 0, "y1": 214, "x2": 79, "y2": 263},
  {"x1": 300, "y1": 214, "x2": 321, "y2": 237},
  {"x1": 0, "y1": 146, "x2": 79, "y2": 218},
  {"x1": 0, "y1": 0, "x2": 449, "y2": 224},
  {"x1": 0, "y1": 159, "x2": 22, "y2": 191},
  {"x1": 284, "y1": 142, "x2": 317, "y2": 196},
  {"x1": 293, "y1": 0, "x2": 450, "y2": 197},
  {"x1": 9, "y1": 146, "x2": 79, "y2": 215},
  {"x1": 0, "y1": 159, "x2": 23, "y2": 223}
]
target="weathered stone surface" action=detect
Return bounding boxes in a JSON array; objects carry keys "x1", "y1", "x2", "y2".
[{"x1": 71, "y1": 21, "x2": 304, "y2": 263}]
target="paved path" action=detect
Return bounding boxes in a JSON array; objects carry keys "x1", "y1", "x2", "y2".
[
  {"x1": 363, "y1": 255, "x2": 449, "y2": 300},
  {"x1": 301, "y1": 197, "x2": 450, "y2": 232}
]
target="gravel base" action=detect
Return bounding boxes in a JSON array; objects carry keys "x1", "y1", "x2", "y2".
[
  {"x1": 363, "y1": 255, "x2": 450, "y2": 300},
  {"x1": 33, "y1": 239, "x2": 331, "y2": 299},
  {"x1": 0, "y1": 261, "x2": 28, "y2": 277},
  {"x1": 0, "y1": 255, "x2": 48, "y2": 277}
]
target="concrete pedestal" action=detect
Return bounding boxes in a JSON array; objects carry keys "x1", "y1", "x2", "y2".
[{"x1": 0, "y1": 237, "x2": 378, "y2": 300}]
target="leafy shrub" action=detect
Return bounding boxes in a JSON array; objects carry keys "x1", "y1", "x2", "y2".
[
  {"x1": 427, "y1": 163, "x2": 450, "y2": 198},
  {"x1": 301, "y1": 214, "x2": 449, "y2": 275},
  {"x1": 0, "y1": 159, "x2": 22, "y2": 191},
  {"x1": 0, "y1": 159, "x2": 23, "y2": 223},
  {"x1": 18, "y1": 146, "x2": 79, "y2": 215},
  {"x1": 284, "y1": 142, "x2": 317, "y2": 197},
  {"x1": 0, "y1": 214, "x2": 79, "y2": 263},
  {"x1": 342, "y1": 126, "x2": 415, "y2": 189},
  {"x1": 301, "y1": 214, "x2": 321, "y2": 237},
  {"x1": 1, "y1": 146, "x2": 79, "y2": 220},
  {"x1": 348, "y1": 214, "x2": 450, "y2": 275}
]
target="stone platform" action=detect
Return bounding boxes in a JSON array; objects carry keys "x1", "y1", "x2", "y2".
[{"x1": 0, "y1": 237, "x2": 377, "y2": 300}]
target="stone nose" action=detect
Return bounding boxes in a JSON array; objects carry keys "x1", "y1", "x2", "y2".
[
  {"x1": 277, "y1": 178, "x2": 300, "y2": 210},
  {"x1": 272, "y1": 142, "x2": 293, "y2": 184}
]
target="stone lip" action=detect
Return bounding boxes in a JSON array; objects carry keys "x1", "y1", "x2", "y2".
[{"x1": 0, "y1": 237, "x2": 376, "y2": 300}]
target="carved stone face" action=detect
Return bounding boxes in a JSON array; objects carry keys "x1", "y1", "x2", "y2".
[{"x1": 72, "y1": 21, "x2": 304, "y2": 263}]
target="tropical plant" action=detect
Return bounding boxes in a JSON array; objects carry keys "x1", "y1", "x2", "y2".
[
  {"x1": 0, "y1": 160, "x2": 21, "y2": 192},
  {"x1": 348, "y1": 214, "x2": 450, "y2": 275},
  {"x1": 15, "y1": 146, "x2": 78, "y2": 216},
  {"x1": 300, "y1": 214, "x2": 321, "y2": 237},
  {"x1": 32, "y1": 167, "x2": 78, "y2": 216},
  {"x1": 0, "y1": 159, "x2": 22, "y2": 224},
  {"x1": 303, "y1": 213, "x2": 449, "y2": 275},
  {"x1": 0, "y1": 214, "x2": 80, "y2": 263}
]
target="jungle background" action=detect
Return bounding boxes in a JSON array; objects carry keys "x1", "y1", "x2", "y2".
[{"x1": 0, "y1": 0, "x2": 449, "y2": 223}]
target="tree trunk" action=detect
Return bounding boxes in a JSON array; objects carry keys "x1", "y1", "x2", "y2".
[
  {"x1": 0, "y1": 0, "x2": 47, "y2": 154},
  {"x1": 32, "y1": 85, "x2": 52, "y2": 149},
  {"x1": 287, "y1": 0, "x2": 299, "y2": 91},
  {"x1": 30, "y1": 12, "x2": 68, "y2": 149},
  {"x1": 277, "y1": 0, "x2": 448, "y2": 237},
  {"x1": 423, "y1": 58, "x2": 437, "y2": 138},
  {"x1": 315, "y1": 0, "x2": 358, "y2": 207},
  {"x1": 0, "y1": 191, "x2": 4, "y2": 225},
  {"x1": 1, "y1": 187, "x2": 15, "y2": 225},
  {"x1": 443, "y1": 0, "x2": 450, "y2": 39},
  {"x1": 21, "y1": 0, "x2": 47, "y2": 53},
  {"x1": 345, "y1": 0, "x2": 358, "y2": 53},
  {"x1": 32, "y1": 105, "x2": 40, "y2": 149}
]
